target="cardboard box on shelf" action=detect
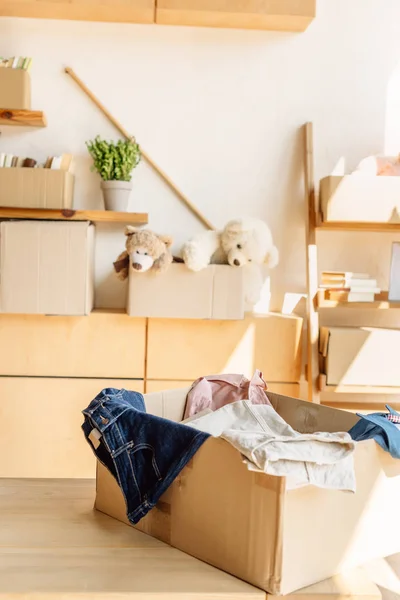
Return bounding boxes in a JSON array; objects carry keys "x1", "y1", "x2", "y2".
[
  {"x1": 0, "y1": 221, "x2": 94, "y2": 315},
  {"x1": 0, "y1": 68, "x2": 31, "y2": 110},
  {"x1": 321, "y1": 326, "x2": 400, "y2": 386},
  {"x1": 128, "y1": 263, "x2": 244, "y2": 320},
  {"x1": 95, "y1": 388, "x2": 400, "y2": 595},
  {"x1": 0, "y1": 168, "x2": 74, "y2": 209},
  {"x1": 320, "y1": 175, "x2": 400, "y2": 223}
]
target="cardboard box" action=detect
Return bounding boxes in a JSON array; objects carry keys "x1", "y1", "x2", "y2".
[
  {"x1": 0, "y1": 221, "x2": 94, "y2": 315},
  {"x1": 0, "y1": 68, "x2": 31, "y2": 110},
  {"x1": 320, "y1": 175, "x2": 400, "y2": 223},
  {"x1": 0, "y1": 168, "x2": 74, "y2": 209},
  {"x1": 95, "y1": 389, "x2": 400, "y2": 595},
  {"x1": 321, "y1": 326, "x2": 400, "y2": 387},
  {"x1": 128, "y1": 263, "x2": 244, "y2": 320}
]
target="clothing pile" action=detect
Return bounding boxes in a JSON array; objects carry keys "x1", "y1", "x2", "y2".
[{"x1": 82, "y1": 372, "x2": 399, "y2": 525}]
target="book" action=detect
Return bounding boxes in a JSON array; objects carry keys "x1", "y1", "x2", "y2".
[
  {"x1": 4, "y1": 154, "x2": 13, "y2": 168},
  {"x1": 322, "y1": 271, "x2": 369, "y2": 280},
  {"x1": 0, "y1": 153, "x2": 5, "y2": 168},
  {"x1": 325, "y1": 290, "x2": 377, "y2": 303},
  {"x1": 50, "y1": 156, "x2": 62, "y2": 170}
]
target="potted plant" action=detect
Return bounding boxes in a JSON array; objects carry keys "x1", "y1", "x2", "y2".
[{"x1": 86, "y1": 135, "x2": 141, "y2": 211}]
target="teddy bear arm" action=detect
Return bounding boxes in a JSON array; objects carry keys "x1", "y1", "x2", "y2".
[
  {"x1": 153, "y1": 251, "x2": 173, "y2": 273},
  {"x1": 113, "y1": 250, "x2": 130, "y2": 281}
]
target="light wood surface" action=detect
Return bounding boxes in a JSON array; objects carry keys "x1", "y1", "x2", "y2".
[
  {"x1": 0, "y1": 108, "x2": 46, "y2": 127},
  {"x1": 0, "y1": 377, "x2": 144, "y2": 478},
  {"x1": 156, "y1": 0, "x2": 316, "y2": 31},
  {"x1": 65, "y1": 67, "x2": 214, "y2": 230},
  {"x1": 304, "y1": 123, "x2": 320, "y2": 402},
  {"x1": 0, "y1": 478, "x2": 264, "y2": 599},
  {"x1": 0, "y1": 312, "x2": 146, "y2": 378},
  {"x1": 318, "y1": 221, "x2": 400, "y2": 232},
  {"x1": 0, "y1": 0, "x2": 155, "y2": 23},
  {"x1": 319, "y1": 374, "x2": 400, "y2": 395},
  {"x1": 318, "y1": 290, "x2": 400, "y2": 310},
  {"x1": 0, "y1": 206, "x2": 148, "y2": 224},
  {"x1": 146, "y1": 314, "x2": 303, "y2": 382}
]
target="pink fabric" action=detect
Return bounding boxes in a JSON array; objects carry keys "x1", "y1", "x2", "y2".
[{"x1": 183, "y1": 370, "x2": 271, "y2": 419}]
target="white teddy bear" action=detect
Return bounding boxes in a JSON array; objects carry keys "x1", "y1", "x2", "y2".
[{"x1": 182, "y1": 217, "x2": 279, "y2": 310}]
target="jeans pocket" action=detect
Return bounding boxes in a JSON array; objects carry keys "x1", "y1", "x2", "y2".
[{"x1": 129, "y1": 443, "x2": 162, "y2": 501}]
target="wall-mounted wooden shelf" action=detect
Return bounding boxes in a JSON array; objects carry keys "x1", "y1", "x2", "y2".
[
  {"x1": 318, "y1": 374, "x2": 400, "y2": 395},
  {"x1": 317, "y1": 220, "x2": 400, "y2": 232},
  {"x1": 0, "y1": 207, "x2": 149, "y2": 225},
  {"x1": 317, "y1": 290, "x2": 400, "y2": 309},
  {"x1": 0, "y1": 109, "x2": 47, "y2": 128}
]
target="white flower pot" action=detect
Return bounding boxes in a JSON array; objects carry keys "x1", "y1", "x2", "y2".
[{"x1": 101, "y1": 180, "x2": 133, "y2": 212}]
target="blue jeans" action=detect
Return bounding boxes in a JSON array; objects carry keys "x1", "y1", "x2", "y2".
[
  {"x1": 349, "y1": 405, "x2": 400, "y2": 459},
  {"x1": 82, "y1": 388, "x2": 210, "y2": 524}
]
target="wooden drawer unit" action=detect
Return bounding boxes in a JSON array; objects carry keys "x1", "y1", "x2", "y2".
[
  {"x1": 0, "y1": 312, "x2": 146, "y2": 379},
  {"x1": 147, "y1": 314, "x2": 303, "y2": 382}
]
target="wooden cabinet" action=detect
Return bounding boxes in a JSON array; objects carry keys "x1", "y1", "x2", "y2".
[
  {"x1": 0, "y1": 0, "x2": 155, "y2": 24},
  {"x1": 156, "y1": 0, "x2": 316, "y2": 31}
]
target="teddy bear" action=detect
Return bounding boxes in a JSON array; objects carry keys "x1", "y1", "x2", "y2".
[
  {"x1": 182, "y1": 217, "x2": 279, "y2": 310},
  {"x1": 353, "y1": 154, "x2": 400, "y2": 176},
  {"x1": 113, "y1": 226, "x2": 173, "y2": 281}
]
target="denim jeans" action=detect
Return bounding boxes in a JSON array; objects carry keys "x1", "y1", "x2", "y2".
[
  {"x1": 82, "y1": 388, "x2": 210, "y2": 524},
  {"x1": 348, "y1": 405, "x2": 400, "y2": 459}
]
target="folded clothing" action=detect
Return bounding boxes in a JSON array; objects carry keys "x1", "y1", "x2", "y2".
[
  {"x1": 349, "y1": 405, "x2": 400, "y2": 459},
  {"x1": 82, "y1": 388, "x2": 210, "y2": 524},
  {"x1": 184, "y1": 370, "x2": 270, "y2": 419},
  {"x1": 186, "y1": 400, "x2": 356, "y2": 491}
]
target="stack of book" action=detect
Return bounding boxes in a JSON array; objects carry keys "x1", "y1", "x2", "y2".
[
  {"x1": 0, "y1": 153, "x2": 73, "y2": 171},
  {"x1": 320, "y1": 271, "x2": 380, "y2": 302},
  {"x1": 0, "y1": 57, "x2": 32, "y2": 71}
]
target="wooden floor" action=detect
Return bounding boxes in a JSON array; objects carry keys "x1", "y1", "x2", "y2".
[
  {"x1": 0, "y1": 478, "x2": 399, "y2": 600},
  {"x1": 0, "y1": 478, "x2": 263, "y2": 599}
]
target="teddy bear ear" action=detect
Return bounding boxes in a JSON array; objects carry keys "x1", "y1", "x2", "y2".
[
  {"x1": 158, "y1": 235, "x2": 173, "y2": 248},
  {"x1": 125, "y1": 226, "x2": 139, "y2": 237},
  {"x1": 224, "y1": 220, "x2": 245, "y2": 238}
]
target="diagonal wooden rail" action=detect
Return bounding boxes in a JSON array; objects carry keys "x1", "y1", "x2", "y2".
[{"x1": 65, "y1": 67, "x2": 215, "y2": 230}]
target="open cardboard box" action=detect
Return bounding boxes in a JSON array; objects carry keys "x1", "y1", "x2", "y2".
[{"x1": 95, "y1": 388, "x2": 400, "y2": 595}]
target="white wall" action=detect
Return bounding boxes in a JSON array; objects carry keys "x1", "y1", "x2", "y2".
[{"x1": 1, "y1": 0, "x2": 400, "y2": 312}]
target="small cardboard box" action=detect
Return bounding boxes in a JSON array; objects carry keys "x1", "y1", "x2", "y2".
[
  {"x1": 0, "y1": 168, "x2": 74, "y2": 209},
  {"x1": 0, "y1": 69, "x2": 31, "y2": 110},
  {"x1": 320, "y1": 175, "x2": 400, "y2": 223},
  {"x1": 320, "y1": 326, "x2": 400, "y2": 387},
  {"x1": 95, "y1": 389, "x2": 400, "y2": 595},
  {"x1": 0, "y1": 221, "x2": 94, "y2": 315},
  {"x1": 128, "y1": 263, "x2": 244, "y2": 320}
]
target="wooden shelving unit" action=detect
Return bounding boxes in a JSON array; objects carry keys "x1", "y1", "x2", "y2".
[
  {"x1": 0, "y1": 109, "x2": 47, "y2": 128},
  {"x1": 304, "y1": 123, "x2": 400, "y2": 403},
  {"x1": 0, "y1": 207, "x2": 148, "y2": 224}
]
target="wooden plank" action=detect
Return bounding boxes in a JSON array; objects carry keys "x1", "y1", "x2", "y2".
[
  {"x1": 0, "y1": 377, "x2": 144, "y2": 478},
  {"x1": 156, "y1": 0, "x2": 316, "y2": 31},
  {"x1": 147, "y1": 314, "x2": 303, "y2": 382},
  {"x1": 324, "y1": 384, "x2": 400, "y2": 395},
  {"x1": 318, "y1": 221, "x2": 400, "y2": 232},
  {"x1": 0, "y1": 0, "x2": 155, "y2": 24},
  {"x1": 317, "y1": 290, "x2": 400, "y2": 309},
  {"x1": 0, "y1": 312, "x2": 146, "y2": 378},
  {"x1": 0, "y1": 206, "x2": 148, "y2": 224},
  {"x1": 0, "y1": 108, "x2": 46, "y2": 127},
  {"x1": 0, "y1": 479, "x2": 264, "y2": 599},
  {"x1": 304, "y1": 122, "x2": 320, "y2": 403}
]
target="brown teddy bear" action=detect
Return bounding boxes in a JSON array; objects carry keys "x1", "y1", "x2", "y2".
[{"x1": 113, "y1": 226, "x2": 173, "y2": 281}]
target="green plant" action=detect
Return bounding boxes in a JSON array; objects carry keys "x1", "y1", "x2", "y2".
[{"x1": 86, "y1": 136, "x2": 141, "y2": 182}]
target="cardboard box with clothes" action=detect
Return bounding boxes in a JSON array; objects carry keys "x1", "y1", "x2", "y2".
[{"x1": 90, "y1": 384, "x2": 400, "y2": 595}]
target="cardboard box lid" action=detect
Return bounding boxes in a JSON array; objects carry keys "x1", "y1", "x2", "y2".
[
  {"x1": 0, "y1": 220, "x2": 94, "y2": 315},
  {"x1": 0, "y1": 68, "x2": 31, "y2": 110}
]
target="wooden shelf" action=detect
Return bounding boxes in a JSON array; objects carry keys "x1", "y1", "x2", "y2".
[
  {"x1": 0, "y1": 109, "x2": 47, "y2": 128},
  {"x1": 317, "y1": 220, "x2": 400, "y2": 232},
  {"x1": 318, "y1": 374, "x2": 400, "y2": 395},
  {"x1": 0, "y1": 207, "x2": 149, "y2": 225},
  {"x1": 317, "y1": 290, "x2": 400, "y2": 309}
]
